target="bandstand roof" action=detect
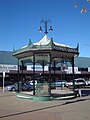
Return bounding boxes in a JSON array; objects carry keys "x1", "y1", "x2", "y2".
[
  {"x1": 34, "y1": 35, "x2": 70, "y2": 47},
  {"x1": 13, "y1": 35, "x2": 79, "y2": 59}
]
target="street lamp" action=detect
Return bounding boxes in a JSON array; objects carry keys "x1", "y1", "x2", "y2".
[{"x1": 38, "y1": 18, "x2": 53, "y2": 34}]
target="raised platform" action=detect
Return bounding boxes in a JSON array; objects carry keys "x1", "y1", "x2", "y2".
[{"x1": 16, "y1": 89, "x2": 77, "y2": 101}]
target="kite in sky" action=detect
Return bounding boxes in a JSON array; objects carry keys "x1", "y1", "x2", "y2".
[{"x1": 73, "y1": 0, "x2": 90, "y2": 14}]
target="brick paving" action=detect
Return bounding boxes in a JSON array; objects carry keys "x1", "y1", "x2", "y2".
[{"x1": 0, "y1": 90, "x2": 90, "y2": 120}]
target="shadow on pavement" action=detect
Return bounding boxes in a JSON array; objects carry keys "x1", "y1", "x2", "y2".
[{"x1": 0, "y1": 96, "x2": 90, "y2": 119}]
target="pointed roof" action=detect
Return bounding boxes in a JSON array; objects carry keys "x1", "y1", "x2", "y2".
[
  {"x1": 34, "y1": 35, "x2": 51, "y2": 45},
  {"x1": 13, "y1": 35, "x2": 79, "y2": 58},
  {"x1": 34, "y1": 35, "x2": 70, "y2": 47}
]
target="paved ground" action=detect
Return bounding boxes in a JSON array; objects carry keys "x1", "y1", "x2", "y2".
[{"x1": 0, "y1": 90, "x2": 90, "y2": 120}]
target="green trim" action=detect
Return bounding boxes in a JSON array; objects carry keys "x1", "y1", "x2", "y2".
[
  {"x1": 16, "y1": 92, "x2": 76, "y2": 101},
  {"x1": 33, "y1": 96, "x2": 52, "y2": 101},
  {"x1": 16, "y1": 93, "x2": 33, "y2": 100}
]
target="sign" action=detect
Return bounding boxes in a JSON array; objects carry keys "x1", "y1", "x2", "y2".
[
  {"x1": 66, "y1": 67, "x2": 81, "y2": 74},
  {"x1": 0, "y1": 64, "x2": 18, "y2": 72},
  {"x1": 27, "y1": 65, "x2": 48, "y2": 71}
]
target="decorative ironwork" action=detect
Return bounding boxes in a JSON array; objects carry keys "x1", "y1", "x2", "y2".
[
  {"x1": 52, "y1": 44, "x2": 79, "y2": 53},
  {"x1": 38, "y1": 18, "x2": 53, "y2": 34}
]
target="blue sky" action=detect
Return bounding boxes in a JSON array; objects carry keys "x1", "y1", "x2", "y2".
[{"x1": 0, "y1": 0, "x2": 90, "y2": 57}]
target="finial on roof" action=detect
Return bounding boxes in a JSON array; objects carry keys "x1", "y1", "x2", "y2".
[
  {"x1": 51, "y1": 38, "x2": 53, "y2": 42},
  {"x1": 13, "y1": 45, "x2": 15, "y2": 52},
  {"x1": 77, "y1": 43, "x2": 79, "y2": 51},
  {"x1": 28, "y1": 39, "x2": 33, "y2": 46},
  {"x1": 51, "y1": 37, "x2": 53, "y2": 47}
]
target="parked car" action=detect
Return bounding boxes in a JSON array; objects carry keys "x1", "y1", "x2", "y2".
[
  {"x1": 66, "y1": 79, "x2": 86, "y2": 88},
  {"x1": 22, "y1": 82, "x2": 33, "y2": 91},
  {"x1": 85, "y1": 80, "x2": 90, "y2": 86},
  {"x1": 5, "y1": 82, "x2": 33, "y2": 91},
  {"x1": 28, "y1": 80, "x2": 37, "y2": 86},
  {"x1": 5, "y1": 82, "x2": 22, "y2": 91},
  {"x1": 54, "y1": 80, "x2": 67, "y2": 87}
]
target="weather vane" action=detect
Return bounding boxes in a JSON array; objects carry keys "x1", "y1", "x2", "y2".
[{"x1": 38, "y1": 18, "x2": 53, "y2": 35}]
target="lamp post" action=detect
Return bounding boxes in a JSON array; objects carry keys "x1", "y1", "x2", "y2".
[{"x1": 38, "y1": 18, "x2": 53, "y2": 34}]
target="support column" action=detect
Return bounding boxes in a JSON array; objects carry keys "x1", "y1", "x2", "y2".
[
  {"x1": 42, "y1": 60, "x2": 44, "y2": 80},
  {"x1": 33, "y1": 53, "x2": 35, "y2": 95},
  {"x1": 53, "y1": 61, "x2": 56, "y2": 82},
  {"x1": 61, "y1": 59, "x2": 63, "y2": 89},
  {"x1": 49, "y1": 53, "x2": 51, "y2": 96},
  {"x1": 72, "y1": 57, "x2": 75, "y2": 92},
  {"x1": 21, "y1": 60, "x2": 24, "y2": 91},
  {"x1": 17, "y1": 58, "x2": 20, "y2": 93}
]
